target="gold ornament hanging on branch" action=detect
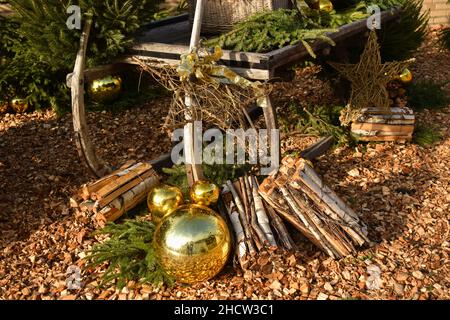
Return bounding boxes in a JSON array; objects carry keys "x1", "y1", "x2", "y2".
[{"x1": 329, "y1": 30, "x2": 412, "y2": 126}]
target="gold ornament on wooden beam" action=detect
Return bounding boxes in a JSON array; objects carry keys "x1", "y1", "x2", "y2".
[{"x1": 329, "y1": 30, "x2": 411, "y2": 126}]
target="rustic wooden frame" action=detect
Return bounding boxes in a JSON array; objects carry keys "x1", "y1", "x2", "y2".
[{"x1": 68, "y1": 8, "x2": 401, "y2": 177}]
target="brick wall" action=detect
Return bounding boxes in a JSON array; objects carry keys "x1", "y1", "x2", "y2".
[{"x1": 422, "y1": 0, "x2": 450, "y2": 26}]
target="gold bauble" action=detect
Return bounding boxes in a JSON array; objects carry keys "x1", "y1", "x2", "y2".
[
  {"x1": 154, "y1": 204, "x2": 231, "y2": 284},
  {"x1": 10, "y1": 98, "x2": 29, "y2": 113},
  {"x1": 398, "y1": 68, "x2": 413, "y2": 84},
  {"x1": 0, "y1": 100, "x2": 9, "y2": 114},
  {"x1": 147, "y1": 184, "x2": 183, "y2": 225},
  {"x1": 87, "y1": 75, "x2": 122, "y2": 103},
  {"x1": 319, "y1": 0, "x2": 334, "y2": 12},
  {"x1": 190, "y1": 180, "x2": 220, "y2": 206}
]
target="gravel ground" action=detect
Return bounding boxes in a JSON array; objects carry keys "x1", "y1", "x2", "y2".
[{"x1": 0, "y1": 34, "x2": 449, "y2": 300}]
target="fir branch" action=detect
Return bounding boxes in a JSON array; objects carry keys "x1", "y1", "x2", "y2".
[{"x1": 85, "y1": 219, "x2": 174, "y2": 289}]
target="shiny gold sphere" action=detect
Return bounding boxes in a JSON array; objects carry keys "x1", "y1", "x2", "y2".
[
  {"x1": 190, "y1": 180, "x2": 220, "y2": 206},
  {"x1": 154, "y1": 204, "x2": 231, "y2": 284},
  {"x1": 10, "y1": 98, "x2": 29, "y2": 113},
  {"x1": 147, "y1": 184, "x2": 183, "y2": 225},
  {"x1": 0, "y1": 100, "x2": 9, "y2": 114},
  {"x1": 319, "y1": 0, "x2": 334, "y2": 12},
  {"x1": 87, "y1": 75, "x2": 122, "y2": 103},
  {"x1": 398, "y1": 68, "x2": 413, "y2": 84}
]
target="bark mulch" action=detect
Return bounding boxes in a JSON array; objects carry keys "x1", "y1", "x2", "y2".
[{"x1": 0, "y1": 35, "x2": 448, "y2": 300}]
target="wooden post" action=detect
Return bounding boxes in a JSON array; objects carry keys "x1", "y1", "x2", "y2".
[
  {"x1": 184, "y1": 0, "x2": 205, "y2": 186},
  {"x1": 71, "y1": 14, "x2": 110, "y2": 177}
]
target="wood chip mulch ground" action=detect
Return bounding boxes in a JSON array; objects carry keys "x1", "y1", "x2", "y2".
[{"x1": 0, "y1": 34, "x2": 449, "y2": 300}]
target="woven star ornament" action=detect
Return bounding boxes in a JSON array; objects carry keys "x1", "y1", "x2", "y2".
[{"x1": 329, "y1": 29, "x2": 411, "y2": 125}]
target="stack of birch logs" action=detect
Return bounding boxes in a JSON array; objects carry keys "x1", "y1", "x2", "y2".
[
  {"x1": 258, "y1": 156, "x2": 369, "y2": 259},
  {"x1": 351, "y1": 106, "x2": 415, "y2": 142},
  {"x1": 222, "y1": 176, "x2": 295, "y2": 270},
  {"x1": 76, "y1": 161, "x2": 160, "y2": 227}
]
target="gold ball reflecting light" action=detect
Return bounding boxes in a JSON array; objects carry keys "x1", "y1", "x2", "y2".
[
  {"x1": 147, "y1": 184, "x2": 183, "y2": 225},
  {"x1": 319, "y1": 0, "x2": 334, "y2": 12},
  {"x1": 190, "y1": 180, "x2": 220, "y2": 206},
  {"x1": 153, "y1": 204, "x2": 231, "y2": 284},
  {"x1": 398, "y1": 68, "x2": 413, "y2": 84},
  {"x1": 87, "y1": 75, "x2": 122, "y2": 103},
  {"x1": 10, "y1": 98, "x2": 29, "y2": 113}
]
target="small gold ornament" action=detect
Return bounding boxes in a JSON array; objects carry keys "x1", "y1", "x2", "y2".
[
  {"x1": 10, "y1": 98, "x2": 29, "y2": 113},
  {"x1": 154, "y1": 204, "x2": 231, "y2": 284},
  {"x1": 319, "y1": 0, "x2": 334, "y2": 12},
  {"x1": 398, "y1": 68, "x2": 413, "y2": 84},
  {"x1": 190, "y1": 180, "x2": 220, "y2": 206},
  {"x1": 87, "y1": 75, "x2": 122, "y2": 103},
  {"x1": 0, "y1": 100, "x2": 9, "y2": 114},
  {"x1": 147, "y1": 184, "x2": 183, "y2": 225}
]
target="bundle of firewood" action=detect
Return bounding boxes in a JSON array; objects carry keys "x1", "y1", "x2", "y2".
[
  {"x1": 222, "y1": 176, "x2": 294, "y2": 270},
  {"x1": 351, "y1": 106, "x2": 415, "y2": 142},
  {"x1": 258, "y1": 156, "x2": 369, "y2": 259},
  {"x1": 76, "y1": 161, "x2": 160, "y2": 227}
]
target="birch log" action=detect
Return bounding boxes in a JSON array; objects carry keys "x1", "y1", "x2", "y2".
[
  {"x1": 227, "y1": 201, "x2": 249, "y2": 269},
  {"x1": 226, "y1": 180, "x2": 256, "y2": 255},
  {"x1": 251, "y1": 176, "x2": 277, "y2": 247}
]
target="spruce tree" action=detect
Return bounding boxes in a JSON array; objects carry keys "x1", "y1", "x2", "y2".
[{"x1": 0, "y1": 0, "x2": 161, "y2": 112}]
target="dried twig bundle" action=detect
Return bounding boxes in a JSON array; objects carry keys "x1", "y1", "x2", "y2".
[{"x1": 134, "y1": 49, "x2": 270, "y2": 132}]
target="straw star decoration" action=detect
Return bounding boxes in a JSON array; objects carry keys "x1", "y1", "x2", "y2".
[{"x1": 329, "y1": 30, "x2": 410, "y2": 125}]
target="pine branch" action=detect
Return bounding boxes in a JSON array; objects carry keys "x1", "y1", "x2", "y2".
[{"x1": 85, "y1": 219, "x2": 174, "y2": 289}]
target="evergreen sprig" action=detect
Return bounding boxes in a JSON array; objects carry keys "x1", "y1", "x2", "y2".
[
  {"x1": 163, "y1": 163, "x2": 251, "y2": 198},
  {"x1": 85, "y1": 219, "x2": 174, "y2": 289},
  {"x1": 205, "y1": 9, "x2": 336, "y2": 57},
  {"x1": 378, "y1": 0, "x2": 429, "y2": 61}
]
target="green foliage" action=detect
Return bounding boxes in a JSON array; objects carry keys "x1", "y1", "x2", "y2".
[
  {"x1": 279, "y1": 103, "x2": 350, "y2": 145},
  {"x1": 153, "y1": 0, "x2": 187, "y2": 21},
  {"x1": 413, "y1": 124, "x2": 442, "y2": 147},
  {"x1": 439, "y1": 1, "x2": 450, "y2": 51},
  {"x1": 378, "y1": 0, "x2": 429, "y2": 61},
  {"x1": 85, "y1": 219, "x2": 174, "y2": 289},
  {"x1": 9, "y1": 0, "x2": 160, "y2": 70},
  {"x1": 163, "y1": 163, "x2": 251, "y2": 198},
  {"x1": 406, "y1": 81, "x2": 449, "y2": 111},
  {"x1": 205, "y1": 9, "x2": 336, "y2": 57},
  {"x1": 439, "y1": 27, "x2": 450, "y2": 52},
  {"x1": 1, "y1": 0, "x2": 161, "y2": 113},
  {"x1": 205, "y1": 1, "x2": 405, "y2": 55},
  {"x1": 0, "y1": 16, "x2": 69, "y2": 112}
]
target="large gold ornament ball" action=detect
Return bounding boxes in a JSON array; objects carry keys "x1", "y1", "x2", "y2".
[
  {"x1": 154, "y1": 204, "x2": 231, "y2": 284},
  {"x1": 87, "y1": 75, "x2": 122, "y2": 103},
  {"x1": 147, "y1": 184, "x2": 183, "y2": 225},
  {"x1": 190, "y1": 180, "x2": 220, "y2": 206},
  {"x1": 10, "y1": 98, "x2": 29, "y2": 113},
  {"x1": 398, "y1": 68, "x2": 413, "y2": 84}
]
